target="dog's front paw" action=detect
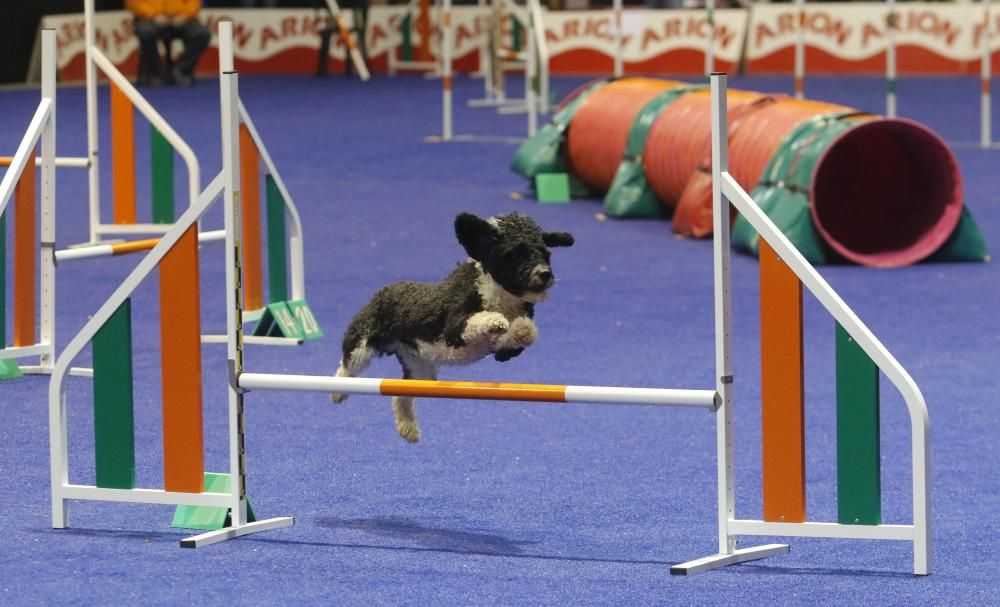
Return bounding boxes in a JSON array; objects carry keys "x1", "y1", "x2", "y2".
[
  {"x1": 505, "y1": 317, "x2": 538, "y2": 348},
  {"x1": 330, "y1": 393, "x2": 349, "y2": 405},
  {"x1": 396, "y1": 418, "x2": 421, "y2": 443},
  {"x1": 463, "y1": 312, "x2": 509, "y2": 341}
]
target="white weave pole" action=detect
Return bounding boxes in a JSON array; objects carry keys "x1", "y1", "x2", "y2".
[
  {"x1": 705, "y1": 0, "x2": 715, "y2": 77},
  {"x1": 442, "y1": 0, "x2": 454, "y2": 141},
  {"x1": 323, "y1": 0, "x2": 371, "y2": 81},
  {"x1": 525, "y1": 7, "x2": 538, "y2": 136},
  {"x1": 886, "y1": 0, "x2": 897, "y2": 117},
  {"x1": 794, "y1": 0, "x2": 805, "y2": 99},
  {"x1": 613, "y1": 0, "x2": 623, "y2": 78},
  {"x1": 982, "y1": 0, "x2": 992, "y2": 149}
]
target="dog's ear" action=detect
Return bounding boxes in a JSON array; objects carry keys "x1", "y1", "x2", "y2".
[
  {"x1": 455, "y1": 213, "x2": 499, "y2": 261},
  {"x1": 543, "y1": 231, "x2": 575, "y2": 248}
]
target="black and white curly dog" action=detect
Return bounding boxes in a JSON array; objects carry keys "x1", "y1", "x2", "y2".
[{"x1": 330, "y1": 212, "x2": 574, "y2": 442}]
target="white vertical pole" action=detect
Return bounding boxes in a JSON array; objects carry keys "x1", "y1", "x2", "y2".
[
  {"x1": 705, "y1": 0, "x2": 715, "y2": 77},
  {"x1": 45, "y1": 24, "x2": 69, "y2": 528},
  {"x1": 84, "y1": 0, "x2": 101, "y2": 244},
  {"x1": 982, "y1": 0, "x2": 992, "y2": 149},
  {"x1": 710, "y1": 72, "x2": 735, "y2": 557},
  {"x1": 388, "y1": 10, "x2": 399, "y2": 76},
  {"x1": 886, "y1": 0, "x2": 897, "y2": 117},
  {"x1": 525, "y1": 11, "x2": 537, "y2": 136},
  {"x1": 613, "y1": 0, "x2": 623, "y2": 78},
  {"x1": 442, "y1": 0, "x2": 454, "y2": 141},
  {"x1": 479, "y1": 0, "x2": 494, "y2": 99},
  {"x1": 39, "y1": 29, "x2": 56, "y2": 371},
  {"x1": 794, "y1": 0, "x2": 805, "y2": 99},
  {"x1": 529, "y1": 0, "x2": 549, "y2": 113},
  {"x1": 219, "y1": 20, "x2": 235, "y2": 73},
  {"x1": 220, "y1": 65, "x2": 248, "y2": 530}
]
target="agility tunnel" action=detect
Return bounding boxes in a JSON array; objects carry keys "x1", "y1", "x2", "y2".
[{"x1": 512, "y1": 77, "x2": 988, "y2": 268}]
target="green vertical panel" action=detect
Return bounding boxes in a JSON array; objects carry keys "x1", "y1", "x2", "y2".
[
  {"x1": 1, "y1": 211, "x2": 6, "y2": 346},
  {"x1": 93, "y1": 299, "x2": 136, "y2": 489},
  {"x1": 265, "y1": 175, "x2": 288, "y2": 303},
  {"x1": 401, "y1": 15, "x2": 413, "y2": 61},
  {"x1": 150, "y1": 126, "x2": 175, "y2": 224},
  {"x1": 836, "y1": 323, "x2": 881, "y2": 525},
  {"x1": 512, "y1": 19, "x2": 522, "y2": 52}
]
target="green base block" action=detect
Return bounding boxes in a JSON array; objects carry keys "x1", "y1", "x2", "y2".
[
  {"x1": 0, "y1": 359, "x2": 23, "y2": 380},
  {"x1": 172, "y1": 472, "x2": 257, "y2": 531},
  {"x1": 253, "y1": 300, "x2": 323, "y2": 340},
  {"x1": 535, "y1": 173, "x2": 571, "y2": 204}
]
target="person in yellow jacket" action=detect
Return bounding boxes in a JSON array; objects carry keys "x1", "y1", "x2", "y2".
[{"x1": 127, "y1": 0, "x2": 211, "y2": 86}]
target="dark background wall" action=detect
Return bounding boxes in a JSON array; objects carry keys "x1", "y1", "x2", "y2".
[{"x1": 0, "y1": 1, "x2": 328, "y2": 84}]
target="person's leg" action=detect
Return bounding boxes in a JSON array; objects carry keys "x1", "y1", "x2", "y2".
[
  {"x1": 172, "y1": 18, "x2": 211, "y2": 81},
  {"x1": 133, "y1": 18, "x2": 167, "y2": 84}
]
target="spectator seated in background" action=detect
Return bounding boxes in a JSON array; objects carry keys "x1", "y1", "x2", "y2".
[{"x1": 127, "y1": 0, "x2": 211, "y2": 86}]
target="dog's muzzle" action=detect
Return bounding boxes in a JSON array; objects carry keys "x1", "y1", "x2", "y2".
[{"x1": 528, "y1": 265, "x2": 555, "y2": 291}]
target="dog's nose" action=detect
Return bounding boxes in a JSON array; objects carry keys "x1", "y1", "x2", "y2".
[{"x1": 537, "y1": 270, "x2": 553, "y2": 284}]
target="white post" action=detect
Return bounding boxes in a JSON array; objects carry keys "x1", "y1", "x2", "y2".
[
  {"x1": 710, "y1": 72, "x2": 735, "y2": 557},
  {"x1": 220, "y1": 66, "x2": 248, "y2": 530},
  {"x1": 39, "y1": 29, "x2": 56, "y2": 371},
  {"x1": 529, "y1": 0, "x2": 550, "y2": 113},
  {"x1": 982, "y1": 0, "x2": 992, "y2": 149},
  {"x1": 479, "y1": 0, "x2": 494, "y2": 99},
  {"x1": 442, "y1": 0, "x2": 454, "y2": 141},
  {"x1": 219, "y1": 20, "x2": 235, "y2": 73},
  {"x1": 886, "y1": 0, "x2": 897, "y2": 117},
  {"x1": 84, "y1": 0, "x2": 101, "y2": 244},
  {"x1": 705, "y1": 0, "x2": 715, "y2": 77},
  {"x1": 613, "y1": 0, "x2": 623, "y2": 78},
  {"x1": 794, "y1": 0, "x2": 805, "y2": 99},
  {"x1": 525, "y1": 9, "x2": 537, "y2": 136}
]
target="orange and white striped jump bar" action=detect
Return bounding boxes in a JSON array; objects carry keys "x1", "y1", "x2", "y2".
[
  {"x1": 239, "y1": 373, "x2": 718, "y2": 408},
  {"x1": 54, "y1": 230, "x2": 226, "y2": 263}
]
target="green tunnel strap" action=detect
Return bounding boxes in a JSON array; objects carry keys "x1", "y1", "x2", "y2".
[
  {"x1": 603, "y1": 85, "x2": 705, "y2": 218},
  {"x1": 151, "y1": 126, "x2": 175, "y2": 224},
  {"x1": 510, "y1": 80, "x2": 609, "y2": 182},
  {"x1": 927, "y1": 206, "x2": 990, "y2": 262},
  {"x1": 265, "y1": 175, "x2": 289, "y2": 303},
  {"x1": 93, "y1": 298, "x2": 136, "y2": 490},
  {"x1": 836, "y1": 322, "x2": 881, "y2": 525},
  {"x1": 731, "y1": 112, "x2": 868, "y2": 264}
]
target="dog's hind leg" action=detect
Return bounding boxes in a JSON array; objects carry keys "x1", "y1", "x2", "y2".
[
  {"x1": 330, "y1": 335, "x2": 376, "y2": 404},
  {"x1": 392, "y1": 353, "x2": 437, "y2": 443}
]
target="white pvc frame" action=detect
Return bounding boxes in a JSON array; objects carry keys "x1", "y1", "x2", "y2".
[
  {"x1": 452, "y1": 0, "x2": 548, "y2": 141},
  {"x1": 82, "y1": 0, "x2": 201, "y2": 244},
  {"x1": 671, "y1": 73, "x2": 931, "y2": 576},
  {"x1": 46, "y1": 68, "x2": 931, "y2": 573},
  {"x1": 0, "y1": 29, "x2": 57, "y2": 377}
]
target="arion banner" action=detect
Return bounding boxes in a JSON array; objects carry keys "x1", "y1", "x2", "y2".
[
  {"x1": 35, "y1": 4, "x2": 1000, "y2": 81},
  {"x1": 746, "y1": 3, "x2": 1000, "y2": 74}
]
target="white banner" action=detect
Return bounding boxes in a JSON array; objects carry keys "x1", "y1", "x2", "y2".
[{"x1": 748, "y1": 3, "x2": 996, "y2": 64}]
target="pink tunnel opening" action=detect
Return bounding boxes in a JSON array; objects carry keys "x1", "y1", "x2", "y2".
[{"x1": 810, "y1": 118, "x2": 963, "y2": 268}]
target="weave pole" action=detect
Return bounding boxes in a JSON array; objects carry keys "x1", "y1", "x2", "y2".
[
  {"x1": 443, "y1": 0, "x2": 454, "y2": 141},
  {"x1": 982, "y1": 0, "x2": 992, "y2": 149},
  {"x1": 705, "y1": 0, "x2": 715, "y2": 77},
  {"x1": 886, "y1": 0, "x2": 897, "y2": 117},
  {"x1": 794, "y1": 0, "x2": 805, "y2": 99}
]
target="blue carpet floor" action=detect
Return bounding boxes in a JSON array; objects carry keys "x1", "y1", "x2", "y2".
[{"x1": 0, "y1": 72, "x2": 997, "y2": 605}]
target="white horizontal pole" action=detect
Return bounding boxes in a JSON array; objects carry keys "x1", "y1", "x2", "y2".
[
  {"x1": 0, "y1": 156, "x2": 88, "y2": 169},
  {"x1": 58, "y1": 484, "x2": 234, "y2": 508},
  {"x1": 671, "y1": 544, "x2": 789, "y2": 575},
  {"x1": 94, "y1": 223, "x2": 172, "y2": 235},
  {"x1": 0, "y1": 343, "x2": 53, "y2": 360},
  {"x1": 239, "y1": 373, "x2": 717, "y2": 408},
  {"x1": 201, "y1": 334, "x2": 303, "y2": 346},
  {"x1": 54, "y1": 230, "x2": 226, "y2": 262},
  {"x1": 181, "y1": 516, "x2": 295, "y2": 548},
  {"x1": 729, "y1": 519, "x2": 915, "y2": 541}
]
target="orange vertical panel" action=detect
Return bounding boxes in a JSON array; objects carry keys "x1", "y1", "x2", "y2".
[
  {"x1": 759, "y1": 239, "x2": 806, "y2": 523},
  {"x1": 13, "y1": 155, "x2": 35, "y2": 346},
  {"x1": 159, "y1": 226, "x2": 204, "y2": 493},
  {"x1": 239, "y1": 125, "x2": 263, "y2": 311},
  {"x1": 110, "y1": 83, "x2": 136, "y2": 224}
]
